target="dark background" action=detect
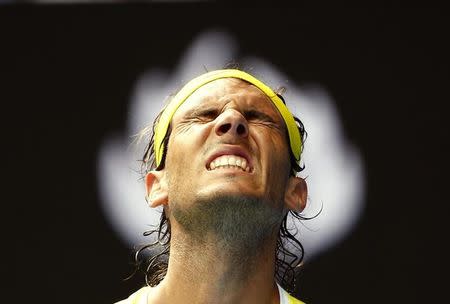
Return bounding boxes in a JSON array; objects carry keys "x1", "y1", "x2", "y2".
[{"x1": 3, "y1": 4, "x2": 447, "y2": 303}]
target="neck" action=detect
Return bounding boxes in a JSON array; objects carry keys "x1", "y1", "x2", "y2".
[{"x1": 151, "y1": 227, "x2": 280, "y2": 304}]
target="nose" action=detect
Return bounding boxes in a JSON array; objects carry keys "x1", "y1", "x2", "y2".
[{"x1": 214, "y1": 109, "x2": 249, "y2": 138}]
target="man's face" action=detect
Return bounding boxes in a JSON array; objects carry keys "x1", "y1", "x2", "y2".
[{"x1": 163, "y1": 78, "x2": 292, "y2": 209}]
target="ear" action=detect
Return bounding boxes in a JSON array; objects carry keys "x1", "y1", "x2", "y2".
[
  {"x1": 144, "y1": 171, "x2": 168, "y2": 208},
  {"x1": 284, "y1": 176, "x2": 308, "y2": 212}
]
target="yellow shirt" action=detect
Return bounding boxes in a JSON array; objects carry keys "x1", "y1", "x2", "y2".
[{"x1": 115, "y1": 283, "x2": 305, "y2": 304}]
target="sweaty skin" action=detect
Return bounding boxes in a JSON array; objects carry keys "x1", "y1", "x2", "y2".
[{"x1": 144, "y1": 78, "x2": 307, "y2": 304}]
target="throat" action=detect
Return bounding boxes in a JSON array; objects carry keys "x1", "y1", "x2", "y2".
[
  {"x1": 165, "y1": 194, "x2": 285, "y2": 302},
  {"x1": 166, "y1": 234, "x2": 279, "y2": 304}
]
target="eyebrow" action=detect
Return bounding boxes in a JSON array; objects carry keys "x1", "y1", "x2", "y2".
[{"x1": 184, "y1": 107, "x2": 218, "y2": 118}]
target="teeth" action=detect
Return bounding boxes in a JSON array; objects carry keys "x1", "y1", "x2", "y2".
[
  {"x1": 208, "y1": 155, "x2": 250, "y2": 172},
  {"x1": 214, "y1": 159, "x2": 219, "y2": 168},
  {"x1": 220, "y1": 157, "x2": 227, "y2": 167},
  {"x1": 241, "y1": 160, "x2": 247, "y2": 169}
]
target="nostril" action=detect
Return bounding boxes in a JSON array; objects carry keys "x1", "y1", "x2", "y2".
[
  {"x1": 218, "y1": 123, "x2": 231, "y2": 134},
  {"x1": 237, "y1": 124, "x2": 247, "y2": 135}
]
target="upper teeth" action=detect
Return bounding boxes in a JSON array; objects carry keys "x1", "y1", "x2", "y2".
[{"x1": 208, "y1": 155, "x2": 250, "y2": 172}]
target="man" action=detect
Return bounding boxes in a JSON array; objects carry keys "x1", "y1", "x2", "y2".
[{"x1": 117, "y1": 69, "x2": 309, "y2": 304}]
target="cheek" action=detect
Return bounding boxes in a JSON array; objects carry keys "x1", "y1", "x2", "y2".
[
  {"x1": 165, "y1": 124, "x2": 211, "y2": 170},
  {"x1": 259, "y1": 130, "x2": 290, "y2": 165},
  {"x1": 264, "y1": 134, "x2": 291, "y2": 188},
  {"x1": 165, "y1": 139, "x2": 190, "y2": 172},
  {"x1": 272, "y1": 133, "x2": 291, "y2": 169}
]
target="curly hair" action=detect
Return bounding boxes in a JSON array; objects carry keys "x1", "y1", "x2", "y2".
[{"x1": 132, "y1": 78, "x2": 309, "y2": 294}]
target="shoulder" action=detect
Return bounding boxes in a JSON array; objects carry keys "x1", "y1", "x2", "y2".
[{"x1": 114, "y1": 286, "x2": 152, "y2": 304}]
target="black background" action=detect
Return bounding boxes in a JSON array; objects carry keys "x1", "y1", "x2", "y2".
[{"x1": 3, "y1": 4, "x2": 448, "y2": 303}]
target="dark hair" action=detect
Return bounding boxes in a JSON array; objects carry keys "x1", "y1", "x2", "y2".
[{"x1": 132, "y1": 76, "x2": 309, "y2": 294}]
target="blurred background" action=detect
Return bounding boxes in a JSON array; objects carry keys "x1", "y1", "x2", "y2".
[{"x1": 3, "y1": 3, "x2": 447, "y2": 303}]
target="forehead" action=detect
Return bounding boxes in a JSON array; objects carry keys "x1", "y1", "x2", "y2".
[{"x1": 173, "y1": 78, "x2": 282, "y2": 120}]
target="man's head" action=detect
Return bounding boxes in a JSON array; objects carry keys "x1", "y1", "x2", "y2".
[{"x1": 136, "y1": 69, "x2": 308, "y2": 291}]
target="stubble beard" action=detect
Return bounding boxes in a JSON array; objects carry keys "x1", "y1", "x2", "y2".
[{"x1": 171, "y1": 193, "x2": 285, "y2": 283}]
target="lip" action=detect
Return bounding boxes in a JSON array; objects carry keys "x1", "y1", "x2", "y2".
[{"x1": 205, "y1": 145, "x2": 253, "y2": 172}]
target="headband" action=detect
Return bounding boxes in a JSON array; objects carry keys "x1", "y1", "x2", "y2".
[{"x1": 154, "y1": 69, "x2": 302, "y2": 166}]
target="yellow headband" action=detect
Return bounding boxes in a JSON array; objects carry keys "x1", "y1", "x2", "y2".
[{"x1": 154, "y1": 69, "x2": 302, "y2": 166}]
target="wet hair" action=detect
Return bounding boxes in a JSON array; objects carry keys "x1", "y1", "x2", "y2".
[{"x1": 131, "y1": 76, "x2": 309, "y2": 294}]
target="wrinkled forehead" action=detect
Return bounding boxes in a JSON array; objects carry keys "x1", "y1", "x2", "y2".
[{"x1": 173, "y1": 78, "x2": 284, "y2": 123}]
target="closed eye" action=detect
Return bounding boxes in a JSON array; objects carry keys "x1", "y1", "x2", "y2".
[
  {"x1": 198, "y1": 109, "x2": 219, "y2": 119},
  {"x1": 244, "y1": 110, "x2": 276, "y2": 123}
]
